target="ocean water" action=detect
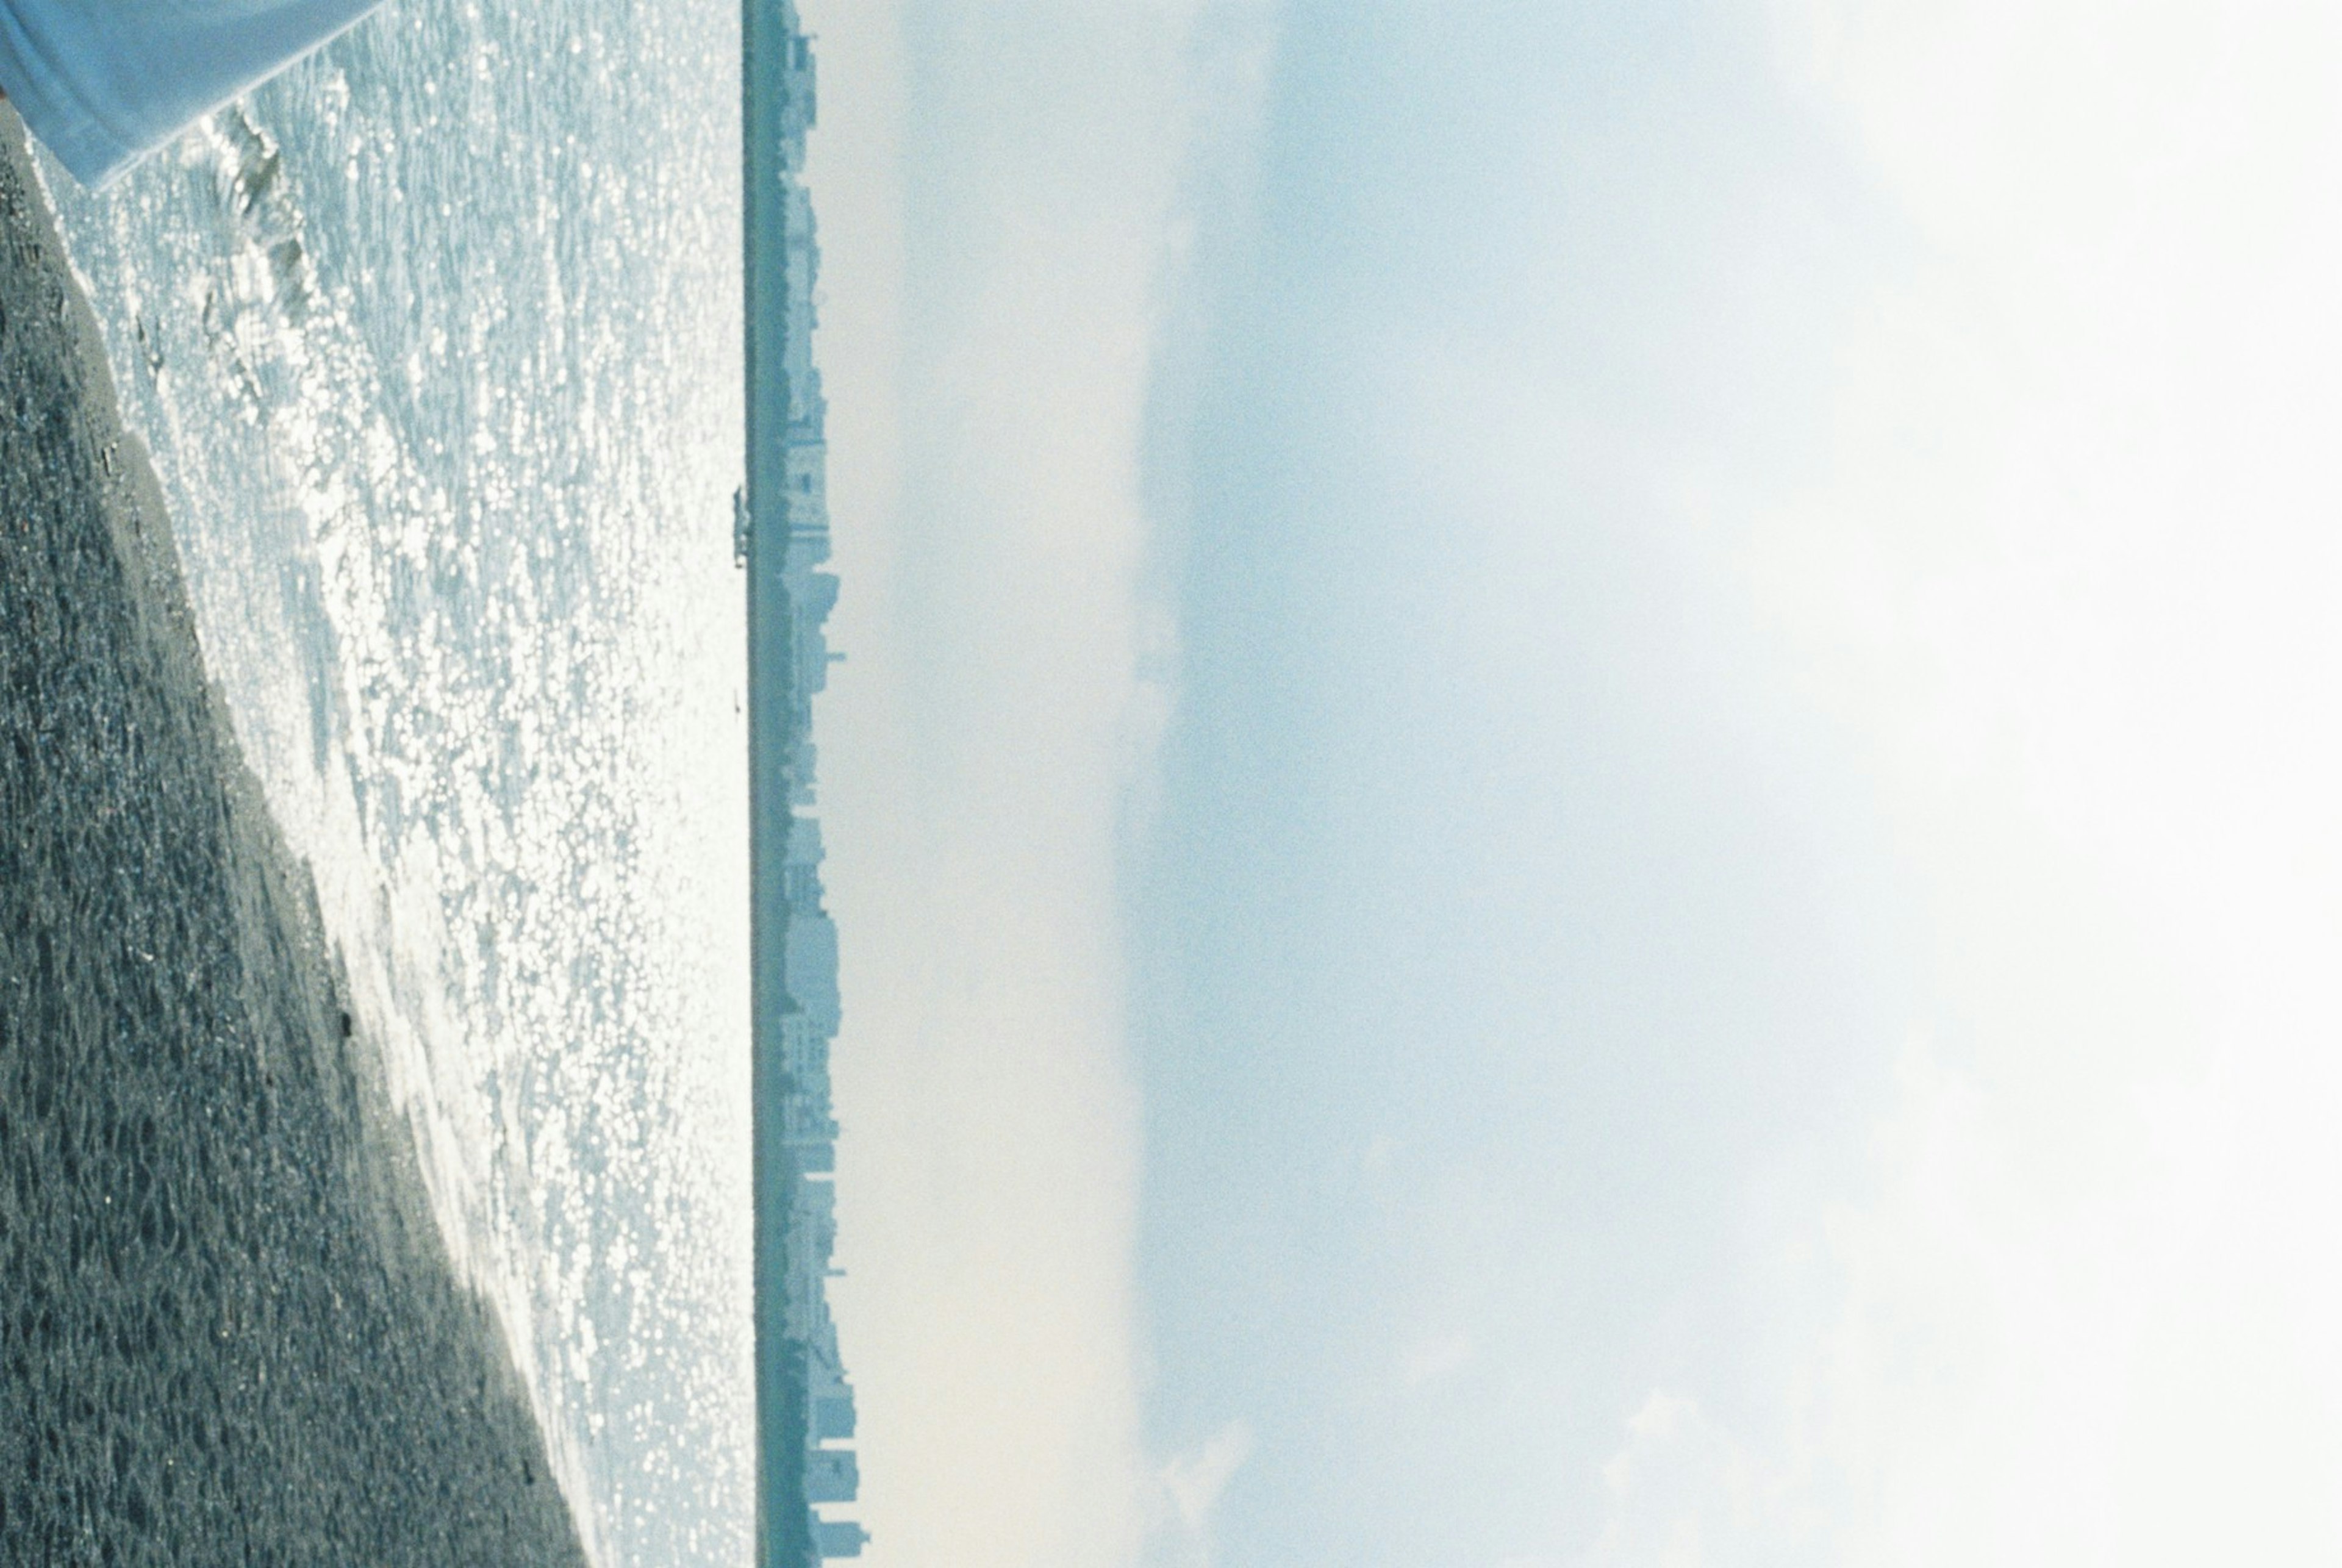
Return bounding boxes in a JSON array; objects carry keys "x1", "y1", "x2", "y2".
[{"x1": 33, "y1": 7, "x2": 755, "y2": 1564}]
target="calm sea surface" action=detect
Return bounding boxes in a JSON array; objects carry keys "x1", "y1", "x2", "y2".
[{"x1": 37, "y1": 7, "x2": 754, "y2": 1563}]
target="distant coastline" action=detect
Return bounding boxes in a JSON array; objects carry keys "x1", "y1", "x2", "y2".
[
  {"x1": 743, "y1": 3, "x2": 865, "y2": 1563},
  {"x1": 0, "y1": 112, "x2": 588, "y2": 1564}
]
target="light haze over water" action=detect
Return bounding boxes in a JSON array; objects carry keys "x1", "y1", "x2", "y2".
[{"x1": 37, "y1": 5, "x2": 754, "y2": 1563}]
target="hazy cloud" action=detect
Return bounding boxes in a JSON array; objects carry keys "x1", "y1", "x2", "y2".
[
  {"x1": 1400, "y1": 1331, "x2": 1475, "y2": 1391},
  {"x1": 806, "y1": 2, "x2": 1234, "y2": 1566},
  {"x1": 1151, "y1": 1420, "x2": 1256, "y2": 1568}
]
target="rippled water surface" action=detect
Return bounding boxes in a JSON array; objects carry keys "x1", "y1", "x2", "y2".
[{"x1": 37, "y1": 10, "x2": 753, "y2": 1563}]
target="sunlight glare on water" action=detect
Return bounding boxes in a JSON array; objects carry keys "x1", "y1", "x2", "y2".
[{"x1": 37, "y1": 5, "x2": 754, "y2": 1562}]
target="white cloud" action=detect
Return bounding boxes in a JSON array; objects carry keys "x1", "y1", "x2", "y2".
[
  {"x1": 1577, "y1": 1394, "x2": 1797, "y2": 1568},
  {"x1": 1147, "y1": 1423, "x2": 1255, "y2": 1568},
  {"x1": 1580, "y1": 1025, "x2": 2334, "y2": 1566},
  {"x1": 1400, "y1": 1331, "x2": 1476, "y2": 1391},
  {"x1": 1159, "y1": 1419, "x2": 1256, "y2": 1545},
  {"x1": 1696, "y1": 4, "x2": 2342, "y2": 1559}
]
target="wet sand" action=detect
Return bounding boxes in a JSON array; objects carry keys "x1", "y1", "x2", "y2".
[{"x1": 0, "y1": 116, "x2": 590, "y2": 1566}]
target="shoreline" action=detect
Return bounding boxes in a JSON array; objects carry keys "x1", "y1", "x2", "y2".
[{"x1": 0, "y1": 113, "x2": 590, "y2": 1564}]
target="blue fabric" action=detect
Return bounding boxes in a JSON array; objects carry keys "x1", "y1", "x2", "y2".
[{"x1": 0, "y1": 0, "x2": 382, "y2": 185}]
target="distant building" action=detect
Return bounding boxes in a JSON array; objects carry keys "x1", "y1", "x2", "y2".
[
  {"x1": 805, "y1": 1447, "x2": 859, "y2": 1505},
  {"x1": 802, "y1": 1312, "x2": 846, "y2": 1388},
  {"x1": 812, "y1": 1391, "x2": 856, "y2": 1442},
  {"x1": 779, "y1": 1055, "x2": 837, "y2": 1172},
  {"x1": 790, "y1": 572, "x2": 842, "y2": 706},
  {"x1": 749, "y1": 9, "x2": 862, "y2": 1566},
  {"x1": 792, "y1": 1175, "x2": 837, "y2": 1235},
  {"x1": 787, "y1": 736, "x2": 820, "y2": 806},
  {"x1": 780, "y1": 1012, "x2": 827, "y2": 1075},
  {"x1": 784, "y1": 817, "x2": 826, "y2": 910},
  {"x1": 780, "y1": 1082, "x2": 839, "y2": 1153},
  {"x1": 766, "y1": 19, "x2": 817, "y2": 171},
  {"x1": 811, "y1": 1518, "x2": 870, "y2": 1559},
  {"x1": 783, "y1": 910, "x2": 840, "y2": 1033},
  {"x1": 806, "y1": 1346, "x2": 854, "y2": 1434},
  {"x1": 782, "y1": 1181, "x2": 843, "y2": 1339},
  {"x1": 784, "y1": 443, "x2": 829, "y2": 544}
]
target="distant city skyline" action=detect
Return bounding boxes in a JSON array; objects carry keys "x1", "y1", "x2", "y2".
[{"x1": 745, "y1": 7, "x2": 864, "y2": 1561}]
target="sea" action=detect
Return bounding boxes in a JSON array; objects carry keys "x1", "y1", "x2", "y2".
[{"x1": 32, "y1": 5, "x2": 756, "y2": 1564}]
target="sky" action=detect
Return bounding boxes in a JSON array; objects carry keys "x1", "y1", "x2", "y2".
[{"x1": 806, "y1": 2, "x2": 2342, "y2": 1565}]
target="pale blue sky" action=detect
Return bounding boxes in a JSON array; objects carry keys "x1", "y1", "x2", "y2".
[
  {"x1": 815, "y1": 3, "x2": 2342, "y2": 1564},
  {"x1": 1131, "y1": 4, "x2": 1917, "y2": 1561}
]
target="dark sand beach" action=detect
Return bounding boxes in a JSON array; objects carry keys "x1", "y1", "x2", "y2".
[{"x1": 0, "y1": 116, "x2": 590, "y2": 1565}]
